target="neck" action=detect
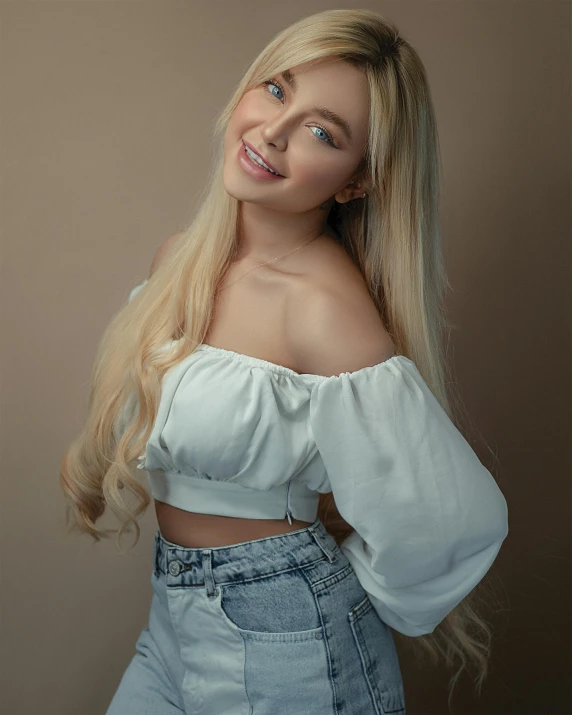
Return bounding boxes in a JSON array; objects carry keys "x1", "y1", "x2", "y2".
[{"x1": 234, "y1": 201, "x2": 334, "y2": 262}]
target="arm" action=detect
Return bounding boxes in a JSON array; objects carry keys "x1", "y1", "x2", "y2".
[
  {"x1": 128, "y1": 231, "x2": 184, "y2": 303},
  {"x1": 149, "y1": 231, "x2": 184, "y2": 277},
  {"x1": 302, "y1": 293, "x2": 509, "y2": 635}
]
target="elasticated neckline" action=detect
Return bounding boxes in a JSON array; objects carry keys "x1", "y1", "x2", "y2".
[{"x1": 194, "y1": 342, "x2": 406, "y2": 382}]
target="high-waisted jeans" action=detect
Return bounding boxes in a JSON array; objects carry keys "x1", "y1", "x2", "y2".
[{"x1": 105, "y1": 516, "x2": 406, "y2": 714}]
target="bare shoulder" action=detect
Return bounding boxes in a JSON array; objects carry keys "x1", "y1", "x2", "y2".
[
  {"x1": 149, "y1": 231, "x2": 184, "y2": 276},
  {"x1": 289, "y1": 247, "x2": 396, "y2": 377}
]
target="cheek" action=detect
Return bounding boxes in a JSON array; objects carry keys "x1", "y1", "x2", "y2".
[
  {"x1": 293, "y1": 154, "x2": 346, "y2": 192},
  {"x1": 292, "y1": 161, "x2": 318, "y2": 183},
  {"x1": 229, "y1": 94, "x2": 259, "y2": 131}
]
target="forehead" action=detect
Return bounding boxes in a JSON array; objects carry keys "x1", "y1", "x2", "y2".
[{"x1": 287, "y1": 57, "x2": 366, "y2": 88}]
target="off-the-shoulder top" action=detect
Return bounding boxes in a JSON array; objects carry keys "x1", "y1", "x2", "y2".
[{"x1": 121, "y1": 278, "x2": 509, "y2": 636}]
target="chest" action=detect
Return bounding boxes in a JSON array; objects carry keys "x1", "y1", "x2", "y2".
[
  {"x1": 201, "y1": 235, "x2": 367, "y2": 374},
  {"x1": 203, "y1": 265, "x2": 302, "y2": 372}
]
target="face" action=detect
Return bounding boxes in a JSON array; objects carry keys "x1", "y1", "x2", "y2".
[{"x1": 222, "y1": 57, "x2": 371, "y2": 216}]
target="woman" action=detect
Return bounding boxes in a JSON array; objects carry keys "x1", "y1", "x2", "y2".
[{"x1": 61, "y1": 9, "x2": 509, "y2": 714}]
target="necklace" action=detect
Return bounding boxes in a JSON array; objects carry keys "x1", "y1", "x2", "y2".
[{"x1": 219, "y1": 234, "x2": 320, "y2": 292}]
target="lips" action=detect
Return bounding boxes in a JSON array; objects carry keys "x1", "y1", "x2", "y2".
[{"x1": 242, "y1": 140, "x2": 284, "y2": 176}]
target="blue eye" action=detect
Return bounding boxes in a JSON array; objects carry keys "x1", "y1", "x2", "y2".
[
  {"x1": 264, "y1": 80, "x2": 284, "y2": 101},
  {"x1": 262, "y1": 79, "x2": 337, "y2": 148},
  {"x1": 310, "y1": 126, "x2": 333, "y2": 144}
]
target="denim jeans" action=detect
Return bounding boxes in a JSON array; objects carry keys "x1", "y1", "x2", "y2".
[{"x1": 105, "y1": 517, "x2": 406, "y2": 714}]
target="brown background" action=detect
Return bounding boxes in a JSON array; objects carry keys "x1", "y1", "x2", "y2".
[{"x1": 1, "y1": 2, "x2": 570, "y2": 714}]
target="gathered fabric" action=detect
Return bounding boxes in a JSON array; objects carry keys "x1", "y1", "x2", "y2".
[{"x1": 121, "y1": 278, "x2": 509, "y2": 638}]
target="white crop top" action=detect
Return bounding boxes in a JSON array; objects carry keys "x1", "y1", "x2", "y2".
[{"x1": 122, "y1": 278, "x2": 509, "y2": 636}]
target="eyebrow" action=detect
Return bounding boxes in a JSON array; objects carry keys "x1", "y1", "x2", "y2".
[{"x1": 280, "y1": 69, "x2": 353, "y2": 145}]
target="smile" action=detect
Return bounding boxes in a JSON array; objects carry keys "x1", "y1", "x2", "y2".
[{"x1": 237, "y1": 142, "x2": 285, "y2": 181}]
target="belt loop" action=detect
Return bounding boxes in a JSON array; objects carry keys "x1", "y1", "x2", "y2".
[
  {"x1": 307, "y1": 524, "x2": 338, "y2": 563},
  {"x1": 201, "y1": 550, "x2": 218, "y2": 597}
]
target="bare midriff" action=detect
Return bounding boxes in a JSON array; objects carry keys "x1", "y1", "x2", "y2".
[{"x1": 154, "y1": 500, "x2": 314, "y2": 548}]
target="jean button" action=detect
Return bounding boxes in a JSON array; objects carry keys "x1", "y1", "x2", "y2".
[{"x1": 168, "y1": 560, "x2": 183, "y2": 576}]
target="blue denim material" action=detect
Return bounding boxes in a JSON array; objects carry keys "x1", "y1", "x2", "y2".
[{"x1": 105, "y1": 517, "x2": 406, "y2": 714}]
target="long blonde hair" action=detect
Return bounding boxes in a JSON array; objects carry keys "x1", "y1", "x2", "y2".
[{"x1": 60, "y1": 9, "x2": 507, "y2": 710}]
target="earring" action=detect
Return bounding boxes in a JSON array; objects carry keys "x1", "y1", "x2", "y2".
[{"x1": 356, "y1": 183, "x2": 367, "y2": 199}]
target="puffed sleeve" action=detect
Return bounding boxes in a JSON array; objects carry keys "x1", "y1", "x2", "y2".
[
  {"x1": 309, "y1": 355, "x2": 509, "y2": 637},
  {"x1": 128, "y1": 278, "x2": 148, "y2": 303}
]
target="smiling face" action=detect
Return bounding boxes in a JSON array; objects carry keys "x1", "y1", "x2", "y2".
[{"x1": 223, "y1": 57, "x2": 371, "y2": 218}]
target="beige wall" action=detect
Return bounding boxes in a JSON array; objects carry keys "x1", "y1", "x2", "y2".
[{"x1": 1, "y1": 2, "x2": 570, "y2": 713}]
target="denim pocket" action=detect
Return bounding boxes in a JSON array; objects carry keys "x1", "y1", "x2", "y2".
[
  {"x1": 349, "y1": 595, "x2": 406, "y2": 714},
  {"x1": 217, "y1": 573, "x2": 334, "y2": 713},
  {"x1": 218, "y1": 568, "x2": 325, "y2": 642}
]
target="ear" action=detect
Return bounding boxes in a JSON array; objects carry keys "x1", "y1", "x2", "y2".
[{"x1": 333, "y1": 179, "x2": 371, "y2": 205}]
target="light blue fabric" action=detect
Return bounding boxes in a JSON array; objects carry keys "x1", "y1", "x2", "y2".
[
  {"x1": 105, "y1": 520, "x2": 407, "y2": 714},
  {"x1": 128, "y1": 278, "x2": 148, "y2": 302},
  {"x1": 123, "y1": 278, "x2": 509, "y2": 637}
]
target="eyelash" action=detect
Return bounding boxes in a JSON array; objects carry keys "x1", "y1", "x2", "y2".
[{"x1": 262, "y1": 79, "x2": 338, "y2": 148}]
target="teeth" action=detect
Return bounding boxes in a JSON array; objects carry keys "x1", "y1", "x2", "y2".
[{"x1": 245, "y1": 145, "x2": 280, "y2": 175}]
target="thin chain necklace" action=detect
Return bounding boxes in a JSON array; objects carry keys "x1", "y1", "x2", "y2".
[{"x1": 219, "y1": 234, "x2": 320, "y2": 292}]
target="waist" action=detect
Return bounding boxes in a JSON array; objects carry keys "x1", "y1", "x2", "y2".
[
  {"x1": 153, "y1": 503, "x2": 317, "y2": 548},
  {"x1": 145, "y1": 468, "x2": 321, "y2": 523}
]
